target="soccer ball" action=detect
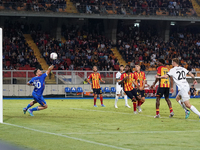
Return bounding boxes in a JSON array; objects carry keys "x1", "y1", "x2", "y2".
[{"x1": 50, "y1": 52, "x2": 58, "y2": 60}]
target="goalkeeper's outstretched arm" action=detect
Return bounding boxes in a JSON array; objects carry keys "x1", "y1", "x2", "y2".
[{"x1": 46, "y1": 65, "x2": 54, "y2": 76}]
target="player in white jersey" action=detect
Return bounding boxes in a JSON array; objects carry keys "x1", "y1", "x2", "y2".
[
  {"x1": 156, "y1": 58, "x2": 200, "y2": 119},
  {"x1": 114, "y1": 65, "x2": 131, "y2": 108}
]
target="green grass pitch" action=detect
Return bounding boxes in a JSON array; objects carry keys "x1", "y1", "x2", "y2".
[{"x1": 1, "y1": 98, "x2": 200, "y2": 150}]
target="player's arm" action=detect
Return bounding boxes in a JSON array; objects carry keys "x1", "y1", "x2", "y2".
[
  {"x1": 100, "y1": 78, "x2": 105, "y2": 83},
  {"x1": 155, "y1": 74, "x2": 169, "y2": 79},
  {"x1": 119, "y1": 75, "x2": 128, "y2": 85},
  {"x1": 150, "y1": 78, "x2": 159, "y2": 89},
  {"x1": 46, "y1": 65, "x2": 54, "y2": 76},
  {"x1": 170, "y1": 76, "x2": 174, "y2": 93},
  {"x1": 132, "y1": 80, "x2": 138, "y2": 88},
  {"x1": 188, "y1": 72, "x2": 198, "y2": 85},
  {"x1": 27, "y1": 82, "x2": 34, "y2": 86}
]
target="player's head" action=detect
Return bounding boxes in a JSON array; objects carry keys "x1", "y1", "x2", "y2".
[
  {"x1": 120, "y1": 65, "x2": 124, "y2": 72},
  {"x1": 191, "y1": 85, "x2": 194, "y2": 88},
  {"x1": 135, "y1": 65, "x2": 141, "y2": 72},
  {"x1": 34, "y1": 69, "x2": 42, "y2": 76},
  {"x1": 158, "y1": 59, "x2": 165, "y2": 66},
  {"x1": 172, "y1": 58, "x2": 179, "y2": 67},
  {"x1": 125, "y1": 65, "x2": 132, "y2": 73},
  {"x1": 93, "y1": 66, "x2": 98, "y2": 72}
]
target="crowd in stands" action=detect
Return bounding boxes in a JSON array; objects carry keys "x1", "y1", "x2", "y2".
[
  {"x1": 0, "y1": 0, "x2": 195, "y2": 16},
  {"x1": 0, "y1": 0, "x2": 66, "y2": 12},
  {"x1": 3, "y1": 20, "x2": 40, "y2": 70},
  {"x1": 72, "y1": 0, "x2": 195, "y2": 16},
  {"x1": 116, "y1": 22, "x2": 200, "y2": 71},
  {"x1": 31, "y1": 23, "x2": 119, "y2": 71}
]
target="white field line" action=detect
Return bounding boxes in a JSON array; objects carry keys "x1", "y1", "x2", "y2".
[
  {"x1": 62, "y1": 130, "x2": 200, "y2": 135},
  {"x1": 2, "y1": 122, "x2": 130, "y2": 150},
  {"x1": 70, "y1": 107, "x2": 199, "y2": 122}
]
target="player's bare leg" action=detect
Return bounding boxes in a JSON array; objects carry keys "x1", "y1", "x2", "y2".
[
  {"x1": 176, "y1": 95, "x2": 190, "y2": 119},
  {"x1": 133, "y1": 95, "x2": 141, "y2": 113},
  {"x1": 94, "y1": 94, "x2": 98, "y2": 107},
  {"x1": 115, "y1": 94, "x2": 120, "y2": 108},
  {"x1": 184, "y1": 100, "x2": 200, "y2": 118},
  {"x1": 137, "y1": 97, "x2": 145, "y2": 112},
  {"x1": 154, "y1": 96, "x2": 161, "y2": 118},
  {"x1": 165, "y1": 96, "x2": 174, "y2": 118},
  {"x1": 23, "y1": 100, "x2": 37, "y2": 114},
  {"x1": 37, "y1": 104, "x2": 48, "y2": 110},
  {"x1": 100, "y1": 94, "x2": 105, "y2": 107},
  {"x1": 124, "y1": 93, "x2": 130, "y2": 108}
]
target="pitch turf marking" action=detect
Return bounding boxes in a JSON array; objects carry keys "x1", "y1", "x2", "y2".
[
  {"x1": 62, "y1": 130, "x2": 200, "y2": 135},
  {"x1": 70, "y1": 108, "x2": 199, "y2": 122},
  {"x1": 2, "y1": 122, "x2": 130, "y2": 150}
]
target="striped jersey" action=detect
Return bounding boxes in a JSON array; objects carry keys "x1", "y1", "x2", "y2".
[
  {"x1": 120, "y1": 73, "x2": 135, "y2": 91},
  {"x1": 157, "y1": 66, "x2": 170, "y2": 88},
  {"x1": 88, "y1": 72, "x2": 102, "y2": 89},
  {"x1": 133, "y1": 71, "x2": 146, "y2": 88}
]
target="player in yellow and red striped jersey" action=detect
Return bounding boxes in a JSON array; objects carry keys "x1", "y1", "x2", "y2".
[
  {"x1": 133, "y1": 65, "x2": 147, "y2": 113},
  {"x1": 87, "y1": 66, "x2": 105, "y2": 107},
  {"x1": 119, "y1": 65, "x2": 141, "y2": 114},
  {"x1": 151, "y1": 59, "x2": 174, "y2": 118}
]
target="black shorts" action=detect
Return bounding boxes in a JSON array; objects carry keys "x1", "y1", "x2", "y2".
[
  {"x1": 156, "y1": 87, "x2": 169, "y2": 98},
  {"x1": 93, "y1": 88, "x2": 102, "y2": 94},
  {"x1": 125, "y1": 89, "x2": 140, "y2": 101},
  {"x1": 138, "y1": 90, "x2": 145, "y2": 97}
]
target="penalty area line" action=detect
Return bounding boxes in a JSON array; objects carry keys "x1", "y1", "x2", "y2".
[
  {"x1": 2, "y1": 122, "x2": 130, "y2": 150},
  {"x1": 70, "y1": 108, "x2": 199, "y2": 122}
]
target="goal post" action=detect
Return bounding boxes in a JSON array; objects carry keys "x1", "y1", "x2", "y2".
[{"x1": 0, "y1": 28, "x2": 3, "y2": 123}]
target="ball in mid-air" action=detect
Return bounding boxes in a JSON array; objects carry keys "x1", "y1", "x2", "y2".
[{"x1": 50, "y1": 52, "x2": 58, "y2": 60}]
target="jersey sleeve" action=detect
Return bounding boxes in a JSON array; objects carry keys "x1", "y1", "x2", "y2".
[
  {"x1": 88, "y1": 74, "x2": 92, "y2": 80},
  {"x1": 167, "y1": 68, "x2": 174, "y2": 77},
  {"x1": 143, "y1": 72, "x2": 146, "y2": 80},
  {"x1": 41, "y1": 72, "x2": 48, "y2": 79},
  {"x1": 98, "y1": 73, "x2": 102, "y2": 80},
  {"x1": 120, "y1": 74, "x2": 124, "y2": 80},
  {"x1": 157, "y1": 67, "x2": 161, "y2": 75},
  {"x1": 183, "y1": 68, "x2": 189, "y2": 74},
  {"x1": 29, "y1": 78, "x2": 34, "y2": 84},
  {"x1": 116, "y1": 72, "x2": 121, "y2": 79}
]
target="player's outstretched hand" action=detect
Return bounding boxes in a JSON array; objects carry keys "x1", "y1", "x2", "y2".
[
  {"x1": 193, "y1": 80, "x2": 198, "y2": 85},
  {"x1": 102, "y1": 81, "x2": 105, "y2": 83},
  {"x1": 170, "y1": 88, "x2": 174, "y2": 93},
  {"x1": 155, "y1": 75, "x2": 159, "y2": 78},
  {"x1": 150, "y1": 85, "x2": 154, "y2": 89}
]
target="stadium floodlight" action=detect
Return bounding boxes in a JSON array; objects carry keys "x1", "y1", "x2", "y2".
[{"x1": 0, "y1": 28, "x2": 2, "y2": 123}]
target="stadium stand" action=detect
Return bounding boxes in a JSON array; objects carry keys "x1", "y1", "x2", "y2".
[
  {"x1": 116, "y1": 22, "x2": 200, "y2": 71},
  {"x1": 71, "y1": 0, "x2": 196, "y2": 16}
]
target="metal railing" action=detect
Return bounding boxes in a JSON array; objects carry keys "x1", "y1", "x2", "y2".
[
  {"x1": 3, "y1": 70, "x2": 158, "y2": 85},
  {"x1": 0, "y1": 2, "x2": 197, "y2": 17}
]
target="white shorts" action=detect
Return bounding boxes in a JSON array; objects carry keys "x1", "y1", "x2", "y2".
[
  {"x1": 116, "y1": 85, "x2": 124, "y2": 94},
  {"x1": 178, "y1": 86, "x2": 190, "y2": 102}
]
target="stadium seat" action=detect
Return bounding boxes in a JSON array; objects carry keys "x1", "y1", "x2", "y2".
[
  {"x1": 65, "y1": 87, "x2": 70, "y2": 93},
  {"x1": 71, "y1": 87, "x2": 77, "y2": 93},
  {"x1": 77, "y1": 87, "x2": 83, "y2": 97},
  {"x1": 104, "y1": 87, "x2": 111, "y2": 93},
  {"x1": 101, "y1": 87, "x2": 104, "y2": 93},
  {"x1": 111, "y1": 87, "x2": 116, "y2": 93},
  {"x1": 77, "y1": 87, "x2": 83, "y2": 92}
]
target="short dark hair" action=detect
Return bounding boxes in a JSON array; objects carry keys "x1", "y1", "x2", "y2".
[
  {"x1": 172, "y1": 58, "x2": 179, "y2": 65},
  {"x1": 126, "y1": 65, "x2": 132, "y2": 73},
  {"x1": 34, "y1": 69, "x2": 39, "y2": 76},
  {"x1": 158, "y1": 59, "x2": 165, "y2": 65},
  {"x1": 120, "y1": 65, "x2": 124, "y2": 67}
]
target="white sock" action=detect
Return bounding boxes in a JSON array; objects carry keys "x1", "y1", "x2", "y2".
[
  {"x1": 190, "y1": 105, "x2": 200, "y2": 117},
  {"x1": 124, "y1": 95, "x2": 128, "y2": 106},
  {"x1": 115, "y1": 96, "x2": 118, "y2": 106},
  {"x1": 178, "y1": 100, "x2": 188, "y2": 112}
]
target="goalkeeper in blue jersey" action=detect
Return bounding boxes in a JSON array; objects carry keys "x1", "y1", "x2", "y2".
[{"x1": 23, "y1": 64, "x2": 54, "y2": 116}]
